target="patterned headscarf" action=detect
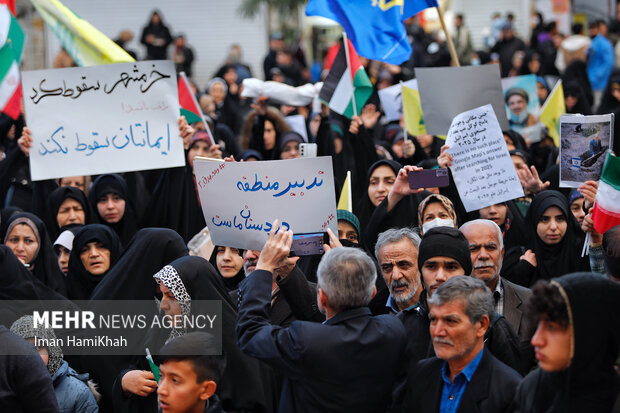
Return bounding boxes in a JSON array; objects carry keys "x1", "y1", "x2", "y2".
[
  {"x1": 153, "y1": 265, "x2": 192, "y2": 342},
  {"x1": 10, "y1": 315, "x2": 63, "y2": 376}
]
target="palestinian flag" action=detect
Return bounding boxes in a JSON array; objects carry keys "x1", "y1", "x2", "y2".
[
  {"x1": 0, "y1": 4, "x2": 25, "y2": 120},
  {"x1": 591, "y1": 152, "x2": 620, "y2": 234},
  {"x1": 319, "y1": 38, "x2": 372, "y2": 119},
  {"x1": 178, "y1": 71, "x2": 213, "y2": 144}
]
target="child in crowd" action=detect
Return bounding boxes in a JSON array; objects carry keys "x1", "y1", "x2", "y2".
[{"x1": 157, "y1": 332, "x2": 226, "y2": 413}]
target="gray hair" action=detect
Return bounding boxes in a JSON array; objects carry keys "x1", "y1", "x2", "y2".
[
  {"x1": 460, "y1": 219, "x2": 504, "y2": 251},
  {"x1": 375, "y1": 227, "x2": 421, "y2": 259},
  {"x1": 427, "y1": 276, "x2": 494, "y2": 323},
  {"x1": 317, "y1": 247, "x2": 377, "y2": 311}
]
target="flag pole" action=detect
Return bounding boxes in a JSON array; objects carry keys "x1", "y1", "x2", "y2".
[
  {"x1": 347, "y1": 170, "x2": 352, "y2": 212},
  {"x1": 435, "y1": 6, "x2": 460, "y2": 67},
  {"x1": 180, "y1": 72, "x2": 215, "y2": 145},
  {"x1": 341, "y1": 32, "x2": 358, "y2": 117},
  {"x1": 399, "y1": 80, "x2": 408, "y2": 142}
]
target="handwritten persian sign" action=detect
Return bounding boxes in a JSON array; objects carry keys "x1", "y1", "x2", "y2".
[
  {"x1": 446, "y1": 104, "x2": 524, "y2": 212},
  {"x1": 193, "y1": 157, "x2": 338, "y2": 251},
  {"x1": 22, "y1": 61, "x2": 183, "y2": 181}
]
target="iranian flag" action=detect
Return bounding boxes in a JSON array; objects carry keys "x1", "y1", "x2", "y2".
[
  {"x1": 319, "y1": 37, "x2": 372, "y2": 119},
  {"x1": 178, "y1": 71, "x2": 213, "y2": 144},
  {"x1": 0, "y1": 3, "x2": 25, "y2": 120},
  {"x1": 592, "y1": 152, "x2": 620, "y2": 234}
]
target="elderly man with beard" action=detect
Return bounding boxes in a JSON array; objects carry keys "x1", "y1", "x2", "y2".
[
  {"x1": 375, "y1": 228, "x2": 423, "y2": 314},
  {"x1": 401, "y1": 277, "x2": 521, "y2": 413},
  {"x1": 460, "y1": 219, "x2": 535, "y2": 374}
]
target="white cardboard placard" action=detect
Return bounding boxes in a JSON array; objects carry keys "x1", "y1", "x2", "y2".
[
  {"x1": 22, "y1": 60, "x2": 184, "y2": 181},
  {"x1": 446, "y1": 104, "x2": 524, "y2": 212},
  {"x1": 193, "y1": 156, "x2": 338, "y2": 251}
]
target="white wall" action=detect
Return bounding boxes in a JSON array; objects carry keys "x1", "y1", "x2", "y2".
[
  {"x1": 45, "y1": 0, "x2": 268, "y2": 89},
  {"x1": 450, "y1": 0, "x2": 531, "y2": 50}
]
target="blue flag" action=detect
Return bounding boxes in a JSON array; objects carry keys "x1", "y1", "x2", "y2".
[{"x1": 306, "y1": 0, "x2": 438, "y2": 65}]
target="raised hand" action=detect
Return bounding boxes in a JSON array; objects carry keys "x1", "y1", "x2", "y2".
[
  {"x1": 437, "y1": 145, "x2": 454, "y2": 169},
  {"x1": 387, "y1": 165, "x2": 424, "y2": 212},
  {"x1": 178, "y1": 116, "x2": 194, "y2": 149},
  {"x1": 360, "y1": 103, "x2": 380, "y2": 130},
  {"x1": 17, "y1": 126, "x2": 33, "y2": 157},
  {"x1": 256, "y1": 220, "x2": 294, "y2": 273},
  {"x1": 517, "y1": 165, "x2": 550, "y2": 195}
]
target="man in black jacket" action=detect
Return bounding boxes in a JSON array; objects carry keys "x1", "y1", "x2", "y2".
[
  {"x1": 236, "y1": 224, "x2": 406, "y2": 413},
  {"x1": 461, "y1": 219, "x2": 535, "y2": 374},
  {"x1": 401, "y1": 276, "x2": 521, "y2": 412}
]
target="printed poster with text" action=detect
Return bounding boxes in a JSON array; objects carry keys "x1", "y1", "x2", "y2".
[
  {"x1": 193, "y1": 157, "x2": 338, "y2": 251},
  {"x1": 446, "y1": 104, "x2": 524, "y2": 212},
  {"x1": 22, "y1": 61, "x2": 184, "y2": 181}
]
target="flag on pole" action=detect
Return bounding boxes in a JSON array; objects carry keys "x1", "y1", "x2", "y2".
[
  {"x1": 540, "y1": 80, "x2": 565, "y2": 146},
  {"x1": 0, "y1": 4, "x2": 24, "y2": 119},
  {"x1": 402, "y1": 85, "x2": 426, "y2": 136},
  {"x1": 591, "y1": 152, "x2": 620, "y2": 234},
  {"x1": 306, "y1": 0, "x2": 438, "y2": 65},
  {"x1": 30, "y1": 0, "x2": 134, "y2": 66},
  {"x1": 178, "y1": 72, "x2": 214, "y2": 145},
  {"x1": 319, "y1": 38, "x2": 372, "y2": 119},
  {"x1": 337, "y1": 171, "x2": 352, "y2": 212}
]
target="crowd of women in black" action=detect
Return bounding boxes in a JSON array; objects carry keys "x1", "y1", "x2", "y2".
[{"x1": 0, "y1": 7, "x2": 619, "y2": 413}]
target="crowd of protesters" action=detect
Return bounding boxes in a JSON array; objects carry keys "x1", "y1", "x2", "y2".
[{"x1": 0, "y1": 7, "x2": 619, "y2": 413}]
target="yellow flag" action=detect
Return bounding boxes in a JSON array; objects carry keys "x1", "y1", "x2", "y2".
[
  {"x1": 402, "y1": 85, "x2": 426, "y2": 137},
  {"x1": 31, "y1": 0, "x2": 135, "y2": 66},
  {"x1": 337, "y1": 171, "x2": 352, "y2": 212},
  {"x1": 540, "y1": 80, "x2": 565, "y2": 146}
]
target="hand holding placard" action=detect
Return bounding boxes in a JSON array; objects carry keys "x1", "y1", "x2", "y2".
[
  {"x1": 445, "y1": 104, "x2": 524, "y2": 212},
  {"x1": 193, "y1": 157, "x2": 338, "y2": 251}
]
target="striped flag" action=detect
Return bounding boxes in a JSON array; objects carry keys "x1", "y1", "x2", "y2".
[
  {"x1": 0, "y1": 4, "x2": 24, "y2": 119},
  {"x1": 31, "y1": 0, "x2": 134, "y2": 66},
  {"x1": 319, "y1": 38, "x2": 372, "y2": 119},
  {"x1": 592, "y1": 152, "x2": 620, "y2": 234},
  {"x1": 178, "y1": 72, "x2": 214, "y2": 145}
]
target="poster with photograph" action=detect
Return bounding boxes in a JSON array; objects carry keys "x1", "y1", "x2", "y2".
[
  {"x1": 559, "y1": 113, "x2": 614, "y2": 187},
  {"x1": 501, "y1": 74, "x2": 543, "y2": 142}
]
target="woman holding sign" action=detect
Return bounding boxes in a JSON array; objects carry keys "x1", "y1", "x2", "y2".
[{"x1": 501, "y1": 190, "x2": 590, "y2": 287}]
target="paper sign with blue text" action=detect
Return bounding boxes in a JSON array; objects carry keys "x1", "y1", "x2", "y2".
[
  {"x1": 193, "y1": 157, "x2": 338, "y2": 251},
  {"x1": 445, "y1": 104, "x2": 524, "y2": 212},
  {"x1": 22, "y1": 60, "x2": 183, "y2": 181}
]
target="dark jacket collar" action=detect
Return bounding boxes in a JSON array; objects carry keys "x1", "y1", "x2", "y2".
[{"x1": 325, "y1": 307, "x2": 372, "y2": 325}]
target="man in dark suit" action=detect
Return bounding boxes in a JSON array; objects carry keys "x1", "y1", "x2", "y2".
[
  {"x1": 237, "y1": 224, "x2": 406, "y2": 413},
  {"x1": 460, "y1": 219, "x2": 535, "y2": 374},
  {"x1": 401, "y1": 276, "x2": 521, "y2": 413}
]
